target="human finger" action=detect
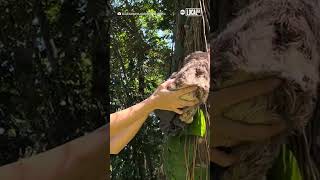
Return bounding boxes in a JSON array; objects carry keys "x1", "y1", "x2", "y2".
[
  {"x1": 173, "y1": 108, "x2": 183, "y2": 114},
  {"x1": 209, "y1": 78, "x2": 282, "y2": 116},
  {"x1": 211, "y1": 132, "x2": 241, "y2": 148},
  {"x1": 178, "y1": 99, "x2": 199, "y2": 107},
  {"x1": 160, "y1": 79, "x2": 175, "y2": 89},
  {"x1": 180, "y1": 93, "x2": 198, "y2": 101},
  {"x1": 212, "y1": 115, "x2": 286, "y2": 142},
  {"x1": 175, "y1": 86, "x2": 198, "y2": 96}
]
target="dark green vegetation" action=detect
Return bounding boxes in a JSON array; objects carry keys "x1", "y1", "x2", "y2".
[
  {"x1": 110, "y1": 0, "x2": 175, "y2": 179},
  {"x1": 0, "y1": 0, "x2": 108, "y2": 166}
]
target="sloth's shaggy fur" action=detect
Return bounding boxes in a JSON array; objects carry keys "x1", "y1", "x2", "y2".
[
  {"x1": 169, "y1": 51, "x2": 210, "y2": 124},
  {"x1": 210, "y1": 0, "x2": 320, "y2": 179},
  {"x1": 156, "y1": 51, "x2": 210, "y2": 135}
]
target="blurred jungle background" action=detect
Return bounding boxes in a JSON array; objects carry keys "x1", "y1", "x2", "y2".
[
  {"x1": 0, "y1": 0, "x2": 108, "y2": 167},
  {"x1": 110, "y1": 0, "x2": 176, "y2": 179}
]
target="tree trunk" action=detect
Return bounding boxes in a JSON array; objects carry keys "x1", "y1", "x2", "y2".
[{"x1": 162, "y1": 0, "x2": 210, "y2": 179}]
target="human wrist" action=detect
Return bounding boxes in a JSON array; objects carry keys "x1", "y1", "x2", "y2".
[{"x1": 144, "y1": 95, "x2": 157, "y2": 112}]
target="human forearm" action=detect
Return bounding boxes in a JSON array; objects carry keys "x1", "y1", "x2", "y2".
[
  {"x1": 0, "y1": 125, "x2": 108, "y2": 180},
  {"x1": 110, "y1": 98, "x2": 154, "y2": 137},
  {"x1": 110, "y1": 81, "x2": 198, "y2": 138},
  {"x1": 110, "y1": 114, "x2": 147, "y2": 154},
  {"x1": 60, "y1": 125, "x2": 107, "y2": 180},
  {"x1": 109, "y1": 80, "x2": 198, "y2": 155}
]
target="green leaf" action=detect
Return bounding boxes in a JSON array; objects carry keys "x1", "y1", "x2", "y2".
[
  {"x1": 186, "y1": 109, "x2": 206, "y2": 137},
  {"x1": 267, "y1": 145, "x2": 302, "y2": 180}
]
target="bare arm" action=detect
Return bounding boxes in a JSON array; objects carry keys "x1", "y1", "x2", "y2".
[
  {"x1": 110, "y1": 98, "x2": 154, "y2": 138},
  {"x1": 0, "y1": 125, "x2": 108, "y2": 180},
  {"x1": 110, "y1": 79, "x2": 199, "y2": 154},
  {"x1": 110, "y1": 113, "x2": 146, "y2": 154}
]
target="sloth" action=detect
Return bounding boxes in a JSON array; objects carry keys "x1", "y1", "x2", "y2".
[
  {"x1": 156, "y1": 51, "x2": 210, "y2": 135},
  {"x1": 210, "y1": 0, "x2": 320, "y2": 179},
  {"x1": 167, "y1": 51, "x2": 210, "y2": 123}
]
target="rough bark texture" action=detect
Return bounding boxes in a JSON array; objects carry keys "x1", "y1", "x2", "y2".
[
  {"x1": 210, "y1": 0, "x2": 320, "y2": 179},
  {"x1": 158, "y1": 1, "x2": 211, "y2": 179},
  {"x1": 158, "y1": 0, "x2": 210, "y2": 134}
]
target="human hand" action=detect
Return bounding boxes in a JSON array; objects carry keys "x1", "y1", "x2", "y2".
[
  {"x1": 210, "y1": 117, "x2": 286, "y2": 167},
  {"x1": 210, "y1": 78, "x2": 286, "y2": 147},
  {"x1": 211, "y1": 148, "x2": 239, "y2": 167},
  {"x1": 209, "y1": 78, "x2": 286, "y2": 166},
  {"x1": 147, "y1": 79, "x2": 199, "y2": 114}
]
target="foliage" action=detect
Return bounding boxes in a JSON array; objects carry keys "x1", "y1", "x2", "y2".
[
  {"x1": 186, "y1": 109, "x2": 206, "y2": 137},
  {"x1": 267, "y1": 145, "x2": 302, "y2": 180},
  {"x1": 0, "y1": 0, "x2": 108, "y2": 166},
  {"x1": 164, "y1": 109, "x2": 208, "y2": 180},
  {"x1": 110, "y1": 0, "x2": 174, "y2": 179}
]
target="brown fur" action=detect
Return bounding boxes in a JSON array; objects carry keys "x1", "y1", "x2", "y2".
[
  {"x1": 169, "y1": 51, "x2": 210, "y2": 123},
  {"x1": 210, "y1": 0, "x2": 320, "y2": 179}
]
